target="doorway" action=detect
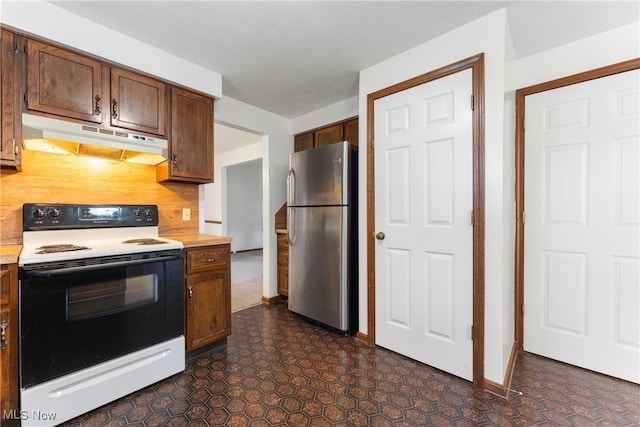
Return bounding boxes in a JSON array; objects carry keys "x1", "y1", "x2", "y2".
[
  {"x1": 367, "y1": 54, "x2": 485, "y2": 386},
  {"x1": 514, "y1": 59, "x2": 640, "y2": 383}
]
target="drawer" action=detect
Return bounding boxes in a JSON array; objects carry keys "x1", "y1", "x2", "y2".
[{"x1": 186, "y1": 245, "x2": 230, "y2": 274}]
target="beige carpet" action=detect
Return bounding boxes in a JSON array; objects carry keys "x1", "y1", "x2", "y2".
[{"x1": 231, "y1": 249, "x2": 263, "y2": 313}]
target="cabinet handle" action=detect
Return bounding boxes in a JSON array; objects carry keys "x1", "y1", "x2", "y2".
[
  {"x1": 111, "y1": 99, "x2": 118, "y2": 119},
  {"x1": 188, "y1": 284, "x2": 193, "y2": 303},
  {"x1": 0, "y1": 320, "x2": 7, "y2": 350},
  {"x1": 95, "y1": 95, "x2": 101, "y2": 115},
  {"x1": 172, "y1": 154, "x2": 178, "y2": 167},
  {"x1": 200, "y1": 258, "x2": 218, "y2": 263}
]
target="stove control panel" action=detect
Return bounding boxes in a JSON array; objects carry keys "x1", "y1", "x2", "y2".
[{"x1": 23, "y1": 204, "x2": 160, "y2": 230}]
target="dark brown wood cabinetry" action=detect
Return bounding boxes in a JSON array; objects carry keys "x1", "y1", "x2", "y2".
[
  {"x1": 110, "y1": 68, "x2": 167, "y2": 136},
  {"x1": 0, "y1": 263, "x2": 18, "y2": 423},
  {"x1": 26, "y1": 39, "x2": 104, "y2": 123},
  {"x1": 185, "y1": 244, "x2": 231, "y2": 351},
  {"x1": 25, "y1": 39, "x2": 168, "y2": 136},
  {"x1": 277, "y1": 232, "x2": 289, "y2": 296},
  {"x1": 293, "y1": 116, "x2": 358, "y2": 152},
  {"x1": 157, "y1": 88, "x2": 214, "y2": 183},
  {"x1": 1, "y1": 30, "x2": 22, "y2": 168}
]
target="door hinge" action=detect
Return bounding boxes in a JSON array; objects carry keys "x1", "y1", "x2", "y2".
[
  {"x1": 521, "y1": 211, "x2": 526, "y2": 224},
  {"x1": 24, "y1": 93, "x2": 27, "y2": 103},
  {"x1": 470, "y1": 94, "x2": 475, "y2": 111},
  {"x1": 471, "y1": 210, "x2": 475, "y2": 227},
  {"x1": 470, "y1": 325, "x2": 474, "y2": 341},
  {"x1": 23, "y1": 44, "x2": 27, "y2": 55}
]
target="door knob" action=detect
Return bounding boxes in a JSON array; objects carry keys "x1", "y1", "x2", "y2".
[{"x1": 375, "y1": 232, "x2": 385, "y2": 240}]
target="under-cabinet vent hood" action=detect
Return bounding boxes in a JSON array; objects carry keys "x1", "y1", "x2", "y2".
[{"x1": 21, "y1": 113, "x2": 168, "y2": 165}]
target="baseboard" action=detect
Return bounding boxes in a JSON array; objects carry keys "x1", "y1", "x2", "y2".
[
  {"x1": 261, "y1": 295, "x2": 283, "y2": 305},
  {"x1": 355, "y1": 332, "x2": 369, "y2": 343},
  {"x1": 483, "y1": 342, "x2": 520, "y2": 399}
]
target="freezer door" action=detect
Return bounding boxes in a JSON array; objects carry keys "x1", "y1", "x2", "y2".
[
  {"x1": 288, "y1": 206, "x2": 350, "y2": 331},
  {"x1": 288, "y1": 141, "x2": 353, "y2": 207}
]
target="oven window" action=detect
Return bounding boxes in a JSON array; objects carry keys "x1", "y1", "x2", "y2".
[{"x1": 67, "y1": 274, "x2": 158, "y2": 321}]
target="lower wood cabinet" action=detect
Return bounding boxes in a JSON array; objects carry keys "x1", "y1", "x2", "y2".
[
  {"x1": 184, "y1": 244, "x2": 231, "y2": 351},
  {"x1": 0, "y1": 263, "x2": 18, "y2": 423},
  {"x1": 276, "y1": 232, "x2": 289, "y2": 296}
]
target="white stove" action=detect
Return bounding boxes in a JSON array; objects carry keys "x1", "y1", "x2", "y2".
[{"x1": 19, "y1": 203, "x2": 185, "y2": 426}]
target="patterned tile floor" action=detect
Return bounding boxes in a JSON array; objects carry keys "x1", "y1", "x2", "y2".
[{"x1": 63, "y1": 301, "x2": 639, "y2": 426}]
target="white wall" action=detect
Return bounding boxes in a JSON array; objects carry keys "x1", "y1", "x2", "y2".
[
  {"x1": 291, "y1": 96, "x2": 358, "y2": 134},
  {"x1": 204, "y1": 141, "x2": 263, "y2": 236},
  {"x1": 225, "y1": 161, "x2": 263, "y2": 252},
  {"x1": 214, "y1": 97, "x2": 292, "y2": 300},
  {"x1": 359, "y1": 9, "x2": 510, "y2": 384}
]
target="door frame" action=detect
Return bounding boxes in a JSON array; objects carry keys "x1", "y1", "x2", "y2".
[
  {"x1": 513, "y1": 58, "x2": 640, "y2": 352},
  {"x1": 366, "y1": 54, "x2": 486, "y2": 388}
]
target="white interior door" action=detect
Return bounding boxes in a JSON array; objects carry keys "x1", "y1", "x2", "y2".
[
  {"x1": 374, "y1": 69, "x2": 474, "y2": 381},
  {"x1": 524, "y1": 69, "x2": 640, "y2": 383}
]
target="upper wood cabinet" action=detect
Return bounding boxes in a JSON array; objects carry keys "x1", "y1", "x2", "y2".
[
  {"x1": 157, "y1": 87, "x2": 214, "y2": 183},
  {"x1": 1, "y1": 30, "x2": 22, "y2": 168},
  {"x1": 25, "y1": 39, "x2": 167, "y2": 136},
  {"x1": 26, "y1": 39, "x2": 103, "y2": 123},
  {"x1": 110, "y1": 68, "x2": 166, "y2": 136},
  {"x1": 294, "y1": 117, "x2": 358, "y2": 152}
]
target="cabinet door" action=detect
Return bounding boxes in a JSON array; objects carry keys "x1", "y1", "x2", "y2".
[
  {"x1": 294, "y1": 132, "x2": 313, "y2": 152},
  {"x1": 110, "y1": 68, "x2": 166, "y2": 136},
  {"x1": 1, "y1": 30, "x2": 21, "y2": 168},
  {"x1": 165, "y1": 88, "x2": 214, "y2": 183},
  {"x1": 314, "y1": 123, "x2": 343, "y2": 148},
  {"x1": 0, "y1": 264, "x2": 18, "y2": 420},
  {"x1": 26, "y1": 39, "x2": 102, "y2": 123},
  {"x1": 186, "y1": 270, "x2": 231, "y2": 350},
  {"x1": 343, "y1": 118, "x2": 359, "y2": 147}
]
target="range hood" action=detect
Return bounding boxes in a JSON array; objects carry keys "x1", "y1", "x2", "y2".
[{"x1": 21, "y1": 113, "x2": 168, "y2": 165}]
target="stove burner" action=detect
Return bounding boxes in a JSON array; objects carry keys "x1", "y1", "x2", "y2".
[
  {"x1": 122, "y1": 238, "x2": 167, "y2": 246},
  {"x1": 35, "y1": 244, "x2": 91, "y2": 254}
]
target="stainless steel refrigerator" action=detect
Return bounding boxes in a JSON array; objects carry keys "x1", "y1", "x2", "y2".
[{"x1": 287, "y1": 141, "x2": 358, "y2": 334}]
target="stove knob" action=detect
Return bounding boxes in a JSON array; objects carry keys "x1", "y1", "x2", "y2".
[
  {"x1": 49, "y1": 208, "x2": 62, "y2": 220},
  {"x1": 134, "y1": 208, "x2": 144, "y2": 217},
  {"x1": 32, "y1": 208, "x2": 45, "y2": 220},
  {"x1": 145, "y1": 208, "x2": 153, "y2": 217}
]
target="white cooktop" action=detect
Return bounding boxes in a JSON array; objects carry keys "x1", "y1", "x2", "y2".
[{"x1": 19, "y1": 227, "x2": 183, "y2": 265}]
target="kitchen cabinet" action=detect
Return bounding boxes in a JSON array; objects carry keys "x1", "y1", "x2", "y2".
[
  {"x1": 25, "y1": 38, "x2": 167, "y2": 136},
  {"x1": 1, "y1": 30, "x2": 22, "y2": 168},
  {"x1": 110, "y1": 67, "x2": 166, "y2": 136},
  {"x1": 157, "y1": 87, "x2": 214, "y2": 183},
  {"x1": 185, "y1": 244, "x2": 231, "y2": 351},
  {"x1": 276, "y1": 232, "x2": 289, "y2": 297},
  {"x1": 294, "y1": 116, "x2": 358, "y2": 152},
  {"x1": 26, "y1": 38, "x2": 103, "y2": 123},
  {"x1": 0, "y1": 263, "x2": 18, "y2": 423}
]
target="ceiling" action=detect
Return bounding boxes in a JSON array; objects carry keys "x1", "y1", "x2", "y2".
[{"x1": 47, "y1": 1, "x2": 638, "y2": 121}]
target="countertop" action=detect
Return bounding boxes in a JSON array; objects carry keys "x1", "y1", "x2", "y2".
[
  {"x1": 275, "y1": 228, "x2": 287, "y2": 234},
  {"x1": 163, "y1": 233, "x2": 233, "y2": 248},
  {"x1": 0, "y1": 245, "x2": 22, "y2": 265}
]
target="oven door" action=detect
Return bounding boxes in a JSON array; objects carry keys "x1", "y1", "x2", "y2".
[{"x1": 19, "y1": 249, "x2": 184, "y2": 388}]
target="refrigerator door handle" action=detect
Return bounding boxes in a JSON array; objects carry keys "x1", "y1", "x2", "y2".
[
  {"x1": 287, "y1": 168, "x2": 296, "y2": 206},
  {"x1": 287, "y1": 207, "x2": 295, "y2": 246}
]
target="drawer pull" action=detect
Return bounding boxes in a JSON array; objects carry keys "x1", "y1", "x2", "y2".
[
  {"x1": 0, "y1": 320, "x2": 7, "y2": 350},
  {"x1": 200, "y1": 258, "x2": 218, "y2": 263}
]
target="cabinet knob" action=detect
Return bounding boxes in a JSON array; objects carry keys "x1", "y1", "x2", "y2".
[
  {"x1": 188, "y1": 284, "x2": 193, "y2": 303},
  {"x1": 111, "y1": 99, "x2": 118, "y2": 119},
  {"x1": 95, "y1": 95, "x2": 101, "y2": 115}
]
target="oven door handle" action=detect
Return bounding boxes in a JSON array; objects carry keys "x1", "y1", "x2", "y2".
[{"x1": 24, "y1": 253, "x2": 182, "y2": 278}]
